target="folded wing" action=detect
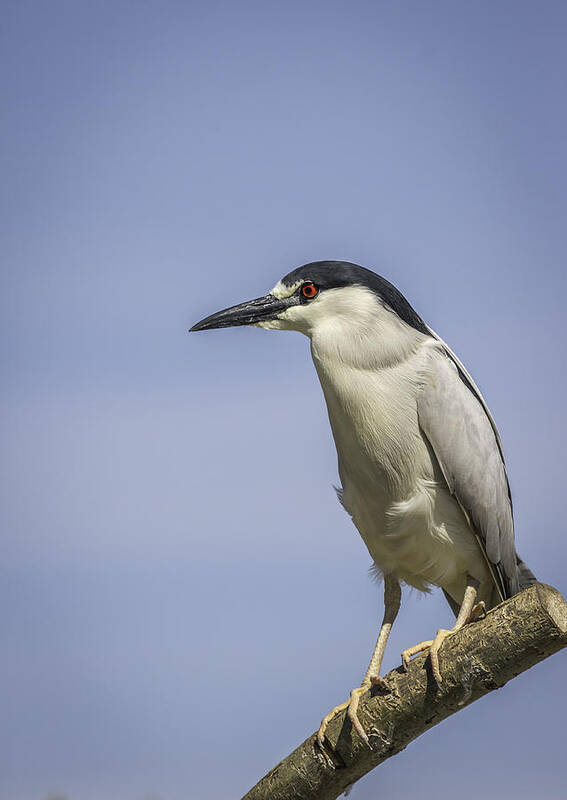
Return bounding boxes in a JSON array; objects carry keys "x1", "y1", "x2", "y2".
[{"x1": 418, "y1": 341, "x2": 518, "y2": 599}]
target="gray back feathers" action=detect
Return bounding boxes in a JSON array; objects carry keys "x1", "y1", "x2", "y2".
[{"x1": 418, "y1": 345, "x2": 520, "y2": 598}]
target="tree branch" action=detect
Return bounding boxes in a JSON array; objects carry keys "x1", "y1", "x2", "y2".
[{"x1": 242, "y1": 583, "x2": 567, "y2": 800}]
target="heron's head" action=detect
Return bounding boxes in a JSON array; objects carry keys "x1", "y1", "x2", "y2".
[{"x1": 190, "y1": 261, "x2": 429, "y2": 346}]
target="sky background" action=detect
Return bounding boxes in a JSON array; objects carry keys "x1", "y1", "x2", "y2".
[{"x1": 2, "y1": 2, "x2": 566, "y2": 799}]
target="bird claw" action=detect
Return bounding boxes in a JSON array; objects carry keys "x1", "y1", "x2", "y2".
[
  {"x1": 317, "y1": 698, "x2": 350, "y2": 752},
  {"x1": 401, "y1": 639, "x2": 434, "y2": 673},
  {"x1": 347, "y1": 686, "x2": 370, "y2": 745},
  {"x1": 317, "y1": 679, "x2": 387, "y2": 753},
  {"x1": 401, "y1": 629, "x2": 454, "y2": 684}
]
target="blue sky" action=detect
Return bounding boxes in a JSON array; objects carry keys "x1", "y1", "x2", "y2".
[{"x1": 2, "y1": 2, "x2": 566, "y2": 798}]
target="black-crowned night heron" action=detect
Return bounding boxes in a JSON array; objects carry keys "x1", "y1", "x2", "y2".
[{"x1": 191, "y1": 260, "x2": 535, "y2": 749}]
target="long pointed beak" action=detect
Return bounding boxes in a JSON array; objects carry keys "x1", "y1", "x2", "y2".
[{"x1": 190, "y1": 294, "x2": 289, "y2": 331}]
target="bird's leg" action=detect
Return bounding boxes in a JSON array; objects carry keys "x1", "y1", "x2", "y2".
[
  {"x1": 360, "y1": 576, "x2": 402, "y2": 690},
  {"x1": 401, "y1": 576, "x2": 480, "y2": 685},
  {"x1": 317, "y1": 575, "x2": 401, "y2": 750}
]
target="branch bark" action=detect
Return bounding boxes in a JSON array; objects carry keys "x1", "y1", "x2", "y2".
[{"x1": 242, "y1": 583, "x2": 567, "y2": 800}]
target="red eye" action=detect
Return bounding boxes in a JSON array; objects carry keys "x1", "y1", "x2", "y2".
[{"x1": 301, "y1": 283, "x2": 319, "y2": 299}]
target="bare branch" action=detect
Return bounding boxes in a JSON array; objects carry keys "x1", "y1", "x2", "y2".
[{"x1": 242, "y1": 583, "x2": 567, "y2": 800}]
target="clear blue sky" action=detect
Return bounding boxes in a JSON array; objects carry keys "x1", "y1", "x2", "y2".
[{"x1": 2, "y1": 2, "x2": 566, "y2": 799}]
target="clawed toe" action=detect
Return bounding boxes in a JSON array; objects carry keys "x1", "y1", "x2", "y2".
[
  {"x1": 317, "y1": 699, "x2": 350, "y2": 750},
  {"x1": 346, "y1": 686, "x2": 370, "y2": 745},
  {"x1": 401, "y1": 629, "x2": 453, "y2": 684},
  {"x1": 428, "y1": 628, "x2": 452, "y2": 684},
  {"x1": 401, "y1": 640, "x2": 434, "y2": 672},
  {"x1": 317, "y1": 680, "x2": 385, "y2": 752}
]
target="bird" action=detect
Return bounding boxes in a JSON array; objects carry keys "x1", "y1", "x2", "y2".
[{"x1": 190, "y1": 260, "x2": 536, "y2": 750}]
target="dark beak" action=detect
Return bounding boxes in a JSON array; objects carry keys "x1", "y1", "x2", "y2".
[{"x1": 190, "y1": 294, "x2": 289, "y2": 332}]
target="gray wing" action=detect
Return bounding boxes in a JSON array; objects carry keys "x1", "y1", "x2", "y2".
[{"x1": 418, "y1": 341, "x2": 518, "y2": 599}]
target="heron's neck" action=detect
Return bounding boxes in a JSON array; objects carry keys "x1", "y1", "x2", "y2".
[{"x1": 309, "y1": 311, "x2": 427, "y2": 372}]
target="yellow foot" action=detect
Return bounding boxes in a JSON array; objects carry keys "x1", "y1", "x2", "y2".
[
  {"x1": 401, "y1": 639, "x2": 434, "y2": 671},
  {"x1": 317, "y1": 680, "x2": 383, "y2": 750},
  {"x1": 401, "y1": 627, "x2": 454, "y2": 685}
]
